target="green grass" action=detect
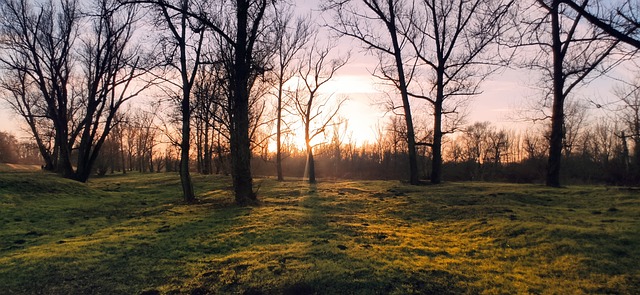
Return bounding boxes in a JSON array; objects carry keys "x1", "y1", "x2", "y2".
[{"x1": 1, "y1": 171, "x2": 639, "y2": 294}]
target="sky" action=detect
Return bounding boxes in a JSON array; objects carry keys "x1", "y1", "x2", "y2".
[
  {"x1": 0, "y1": 45, "x2": 534, "y2": 144},
  {"x1": 0, "y1": 0, "x2": 634, "y2": 146}
]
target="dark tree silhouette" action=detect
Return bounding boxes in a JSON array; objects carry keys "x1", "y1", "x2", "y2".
[
  {"x1": 272, "y1": 5, "x2": 312, "y2": 181},
  {"x1": 0, "y1": 0, "x2": 152, "y2": 182},
  {"x1": 520, "y1": 0, "x2": 622, "y2": 187},
  {"x1": 129, "y1": 0, "x2": 276, "y2": 204},
  {"x1": 403, "y1": 0, "x2": 515, "y2": 184},
  {"x1": 292, "y1": 39, "x2": 349, "y2": 183},
  {"x1": 561, "y1": 0, "x2": 640, "y2": 49},
  {"x1": 325, "y1": 0, "x2": 420, "y2": 185},
  {"x1": 150, "y1": 0, "x2": 207, "y2": 203}
]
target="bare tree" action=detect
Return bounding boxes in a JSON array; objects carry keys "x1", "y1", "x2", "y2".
[
  {"x1": 614, "y1": 76, "x2": 640, "y2": 178},
  {"x1": 272, "y1": 4, "x2": 311, "y2": 181},
  {"x1": 133, "y1": 108, "x2": 160, "y2": 173},
  {"x1": 148, "y1": 0, "x2": 207, "y2": 203},
  {"x1": 522, "y1": 130, "x2": 548, "y2": 161},
  {"x1": 403, "y1": 0, "x2": 516, "y2": 184},
  {"x1": 0, "y1": 131, "x2": 19, "y2": 163},
  {"x1": 192, "y1": 62, "x2": 225, "y2": 175},
  {"x1": 324, "y1": 0, "x2": 420, "y2": 185},
  {"x1": 461, "y1": 121, "x2": 490, "y2": 179},
  {"x1": 122, "y1": 113, "x2": 138, "y2": 171},
  {"x1": 0, "y1": 0, "x2": 78, "y2": 174},
  {"x1": 128, "y1": 0, "x2": 276, "y2": 204},
  {"x1": 561, "y1": 0, "x2": 640, "y2": 49},
  {"x1": 0, "y1": 0, "x2": 152, "y2": 182},
  {"x1": 561, "y1": 100, "x2": 588, "y2": 157},
  {"x1": 486, "y1": 128, "x2": 510, "y2": 167},
  {"x1": 520, "y1": 0, "x2": 623, "y2": 187},
  {"x1": 73, "y1": 0, "x2": 152, "y2": 182},
  {"x1": 292, "y1": 39, "x2": 349, "y2": 183}
]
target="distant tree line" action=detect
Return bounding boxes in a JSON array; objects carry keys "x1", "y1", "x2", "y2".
[
  {"x1": 0, "y1": 131, "x2": 40, "y2": 164},
  {"x1": 251, "y1": 114, "x2": 639, "y2": 185}
]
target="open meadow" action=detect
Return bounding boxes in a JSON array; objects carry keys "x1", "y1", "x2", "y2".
[{"x1": 0, "y1": 170, "x2": 639, "y2": 294}]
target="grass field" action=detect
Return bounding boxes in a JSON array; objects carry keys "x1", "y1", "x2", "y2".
[{"x1": 0, "y1": 170, "x2": 639, "y2": 294}]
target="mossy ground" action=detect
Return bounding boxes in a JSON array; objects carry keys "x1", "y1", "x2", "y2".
[{"x1": 0, "y1": 169, "x2": 639, "y2": 294}]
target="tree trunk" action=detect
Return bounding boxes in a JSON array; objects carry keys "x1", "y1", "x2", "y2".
[
  {"x1": 633, "y1": 136, "x2": 640, "y2": 180},
  {"x1": 307, "y1": 149, "x2": 316, "y2": 183},
  {"x1": 387, "y1": 9, "x2": 419, "y2": 185},
  {"x1": 276, "y1": 87, "x2": 284, "y2": 181},
  {"x1": 230, "y1": 0, "x2": 256, "y2": 205},
  {"x1": 180, "y1": 83, "x2": 196, "y2": 202},
  {"x1": 546, "y1": 97, "x2": 565, "y2": 187},
  {"x1": 305, "y1": 121, "x2": 316, "y2": 183},
  {"x1": 546, "y1": 3, "x2": 565, "y2": 188},
  {"x1": 74, "y1": 99, "x2": 99, "y2": 182},
  {"x1": 204, "y1": 124, "x2": 211, "y2": 175},
  {"x1": 53, "y1": 116, "x2": 74, "y2": 179},
  {"x1": 28, "y1": 122, "x2": 54, "y2": 171},
  {"x1": 230, "y1": 114, "x2": 255, "y2": 205},
  {"x1": 177, "y1": 0, "x2": 197, "y2": 203},
  {"x1": 120, "y1": 138, "x2": 126, "y2": 174},
  {"x1": 196, "y1": 122, "x2": 203, "y2": 173},
  {"x1": 180, "y1": 104, "x2": 195, "y2": 202},
  {"x1": 74, "y1": 140, "x2": 108, "y2": 182},
  {"x1": 431, "y1": 99, "x2": 444, "y2": 184}
]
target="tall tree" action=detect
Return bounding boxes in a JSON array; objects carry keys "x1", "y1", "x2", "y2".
[
  {"x1": 151, "y1": 0, "x2": 206, "y2": 203},
  {"x1": 192, "y1": 62, "x2": 225, "y2": 175},
  {"x1": 220, "y1": 0, "x2": 272, "y2": 204},
  {"x1": 272, "y1": 5, "x2": 311, "y2": 181},
  {"x1": 73, "y1": 0, "x2": 150, "y2": 182},
  {"x1": 521, "y1": 0, "x2": 622, "y2": 187},
  {"x1": 0, "y1": 0, "x2": 151, "y2": 182},
  {"x1": 404, "y1": 0, "x2": 515, "y2": 184},
  {"x1": 0, "y1": 0, "x2": 77, "y2": 175},
  {"x1": 325, "y1": 0, "x2": 421, "y2": 185},
  {"x1": 293, "y1": 39, "x2": 349, "y2": 183},
  {"x1": 133, "y1": 0, "x2": 275, "y2": 204}
]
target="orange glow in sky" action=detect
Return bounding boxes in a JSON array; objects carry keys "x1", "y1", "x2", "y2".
[{"x1": 0, "y1": 1, "x2": 634, "y2": 145}]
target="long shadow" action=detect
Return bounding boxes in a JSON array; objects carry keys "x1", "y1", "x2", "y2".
[
  {"x1": 0, "y1": 172, "x2": 246, "y2": 294},
  {"x1": 377, "y1": 182, "x2": 640, "y2": 293},
  {"x1": 5, "y1": 176, "x2": 635, "y2": 294},
  {"x1": 275, "y1": 181, "x2": 472, "y2": 295},
  {"x1": 0, "y1": 194, "x2": 251, "y2": 294}
]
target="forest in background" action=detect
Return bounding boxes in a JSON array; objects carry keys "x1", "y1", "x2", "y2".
[{"x1": 2, "y1": 108, "x2": 638, "y2": 185}]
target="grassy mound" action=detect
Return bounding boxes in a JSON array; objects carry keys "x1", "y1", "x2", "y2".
[{"x1": 1, "y1": 172, "x2": 638, "y2": 294}]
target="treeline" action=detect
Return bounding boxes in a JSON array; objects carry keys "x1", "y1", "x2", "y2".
[
  {"x1": 76, "y1": 107, "x2": 640, "y2": 185},
  {"x1": 0, "y1": 131, "x2": 41, "y2": 165},
  {"x1": 2, "y1": 111, "x2": 638, "y2": 186},
  {"x1": 252, "y1": 118, "x2": 638, "y2": 185}
]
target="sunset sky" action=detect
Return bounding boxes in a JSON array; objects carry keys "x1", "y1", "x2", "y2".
[{"x1": 0, "y1": 0, "x2": 634, "y2": 145}]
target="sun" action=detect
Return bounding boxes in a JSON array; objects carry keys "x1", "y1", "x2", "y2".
[
  {"x1": 266, "y1": 73, "x2": 385, "y2": 154},
  {"x1": 267, "y1": 121, "x2": 326, "y2": 153}
]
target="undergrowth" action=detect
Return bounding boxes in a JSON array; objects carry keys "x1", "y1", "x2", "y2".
[{"x1": 0, "y1": 171, "x2": 638, "y2": 294}]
